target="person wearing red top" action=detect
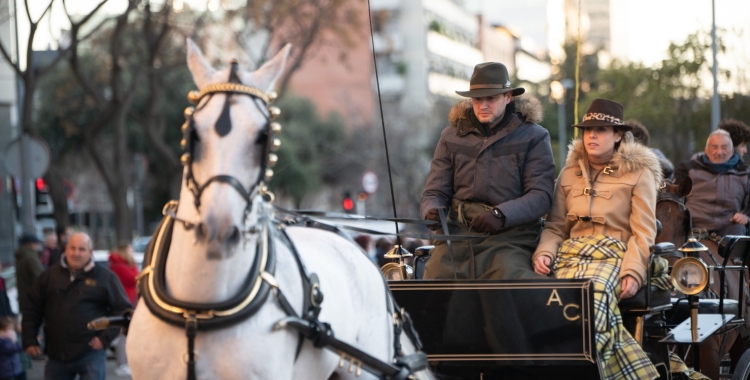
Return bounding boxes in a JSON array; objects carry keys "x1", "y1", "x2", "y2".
[{"x1": 108, "y1": 243, "x2": 138, "y2": 376}]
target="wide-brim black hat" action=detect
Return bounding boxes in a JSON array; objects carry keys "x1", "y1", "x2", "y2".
[
  {"x1": 572, "y1": 98, "x2": 633, "y2": 131},
  {"x1": 456, "y1": 62, "x2": 525, "y2": 98}
]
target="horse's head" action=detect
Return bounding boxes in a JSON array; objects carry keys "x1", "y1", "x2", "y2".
[
  {"x1": 179, "y1": 39, "x2": 290, "y2": 259},
  {"x1": 655, "y1": 176, "x2": 693, "y2": 245}
]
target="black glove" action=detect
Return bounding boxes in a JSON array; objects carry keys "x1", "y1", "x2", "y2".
[
  {"x1": 424, "y1": 209, "x2": 441, "y2": 231},
  {"x1": 471, "y1": 211, "x2": 504, "y2": 233}
]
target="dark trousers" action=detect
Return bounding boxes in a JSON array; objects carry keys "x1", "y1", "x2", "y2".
[
  {"x1": 44, "y1": 350, "x2": 105, "y2": 380},
  {"x1": 424, "y1": 218, "x2": 545, "y2": 280},
  {"x1": 716, "y1": 223, "x2": 748, "y2": 236}
]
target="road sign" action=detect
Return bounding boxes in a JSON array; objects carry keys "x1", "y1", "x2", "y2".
[
  {"x1": 4, "y1": 135, "x2": 50, "y2": 178},
  {"x1": 362, "y1": 171, "x2": 379, "y2": 194}
]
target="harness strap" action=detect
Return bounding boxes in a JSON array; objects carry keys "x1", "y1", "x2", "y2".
[
  {"x1": 274, "y1": 317, "x2": 423, "y2": 379},
  {"x1": 186, "y1": 315, "x2": 198, "y2": 380}
]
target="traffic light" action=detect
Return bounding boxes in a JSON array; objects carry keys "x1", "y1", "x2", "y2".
[
  {"x1": 343, "y1": 191, "x2": 354, "y2": 212},
  {"x1": 35, "y1": 178, "x2": 49, "y2": 206}
]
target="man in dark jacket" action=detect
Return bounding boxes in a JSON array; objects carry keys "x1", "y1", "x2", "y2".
[
  {"x1": 22, "y1": 232, "x2": 132, "y2": 380},
  {"x1": 14, "y1": 234, "x2": 43, "y2": 314},
  {"x1": 674, "y1": 129, "x2": 750, "y2": 236},
  {"x1": 421, "y1": 62, "x2": 555, "y2": 279}
]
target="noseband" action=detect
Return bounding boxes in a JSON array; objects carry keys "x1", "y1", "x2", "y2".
[{"x1": 179, "y1": 60, "x2": 281, "y2": 228}]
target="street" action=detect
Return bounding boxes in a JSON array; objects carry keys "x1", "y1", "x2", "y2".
[{"x1": 26, "y1": 355, "x2": 132, "y2": 380}]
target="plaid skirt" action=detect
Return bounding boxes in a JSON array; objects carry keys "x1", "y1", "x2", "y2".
[{"x1": 554, "y1": 235, "x2": 668, "y2": 380}]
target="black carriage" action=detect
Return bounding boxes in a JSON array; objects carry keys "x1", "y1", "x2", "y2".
[{"x1": 384, "y1": 235, "x2": 750, "y2": 380}]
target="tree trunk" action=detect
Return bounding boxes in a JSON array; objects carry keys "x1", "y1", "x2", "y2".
[
  {"x1": 43, "y1": 166, "x2": 69, "y2": 230},
  {"x1": 113, "y1": 108, "x2": 132, "y2": 243}
]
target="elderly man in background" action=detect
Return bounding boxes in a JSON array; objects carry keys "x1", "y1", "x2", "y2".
[
  {"x1": 674, "y1": 129, "x2": 750, "y2": 236},
  {"x1": 22, "y1": 232, "x2": 132, "y2": 380}
]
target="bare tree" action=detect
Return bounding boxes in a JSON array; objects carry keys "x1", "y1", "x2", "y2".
[
  {"x1": 64, "y1": 0, "x2": 178, "y2": 242},
  {"x1": 0, "y1": 0, "x2": 111, "y2": 230}
]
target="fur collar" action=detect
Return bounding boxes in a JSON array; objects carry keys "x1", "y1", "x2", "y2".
[
  {"x1": 566, "y1": 134, "x2": 664, "y2": 187},
  {"x1": 448, "y1": 94, "x2": 543, "y2": 126}
]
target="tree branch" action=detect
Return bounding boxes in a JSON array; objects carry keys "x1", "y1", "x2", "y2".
[
  {"x1": 0, "y1": 39, "x2": 22, "y2": 77},
  {"x1": 33, "y1": 0, "x2": 55, "y2": 25}
]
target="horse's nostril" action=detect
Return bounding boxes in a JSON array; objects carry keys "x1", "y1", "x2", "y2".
[
  {"x1": 224, "y1": 225, "x2": 240, "y2": 247},
  {"x1": 196, "y1": 222, "x2": 210, "y2": 241}
]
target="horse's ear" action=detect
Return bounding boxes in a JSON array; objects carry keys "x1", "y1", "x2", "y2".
[
  {"x1": 186, "y1": 38, "x2": 216, "y2": 89},
  {"x1": 678, "y1": 176, "x2": 693, "y2": 197},
  {"x1": 243, "y1": 43, "x2": 292, "y2": 93}
]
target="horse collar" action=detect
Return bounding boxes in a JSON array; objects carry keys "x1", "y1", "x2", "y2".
[{"x1": 138, "y1": 202, "x2": 277, "y2": 329}]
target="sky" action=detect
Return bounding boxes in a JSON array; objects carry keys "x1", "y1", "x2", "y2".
[
  {"x1": 13, "y1": 0, "x2": 750, "y2": 94},
  {"x1": 465, "y1": 0, "x2": 750, "y2": 94}
]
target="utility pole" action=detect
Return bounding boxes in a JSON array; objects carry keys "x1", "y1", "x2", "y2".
[{"x1": 710, "y1": 0, "x2": 720, "y2": 130}]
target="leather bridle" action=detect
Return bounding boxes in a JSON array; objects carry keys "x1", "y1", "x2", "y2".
[{"x1": 179, "y1": 59, "x2": 281, "y2": 229}]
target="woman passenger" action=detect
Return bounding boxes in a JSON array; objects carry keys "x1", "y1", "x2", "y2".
[{"x1": 532, "y1": 99, "x2": 664, "y2": 379}]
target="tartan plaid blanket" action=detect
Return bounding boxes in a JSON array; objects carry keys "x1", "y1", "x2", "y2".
[{"x1": 554, "y1": 235, "x2": 668, "y2": 380}]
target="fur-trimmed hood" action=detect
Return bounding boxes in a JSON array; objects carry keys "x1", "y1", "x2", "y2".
[
  {"x1": 565, "y1": 133, "x2": 664, "y2": 187},
  {"x1": 448, "y1": 94, "x2": 544, "y2": 126}
]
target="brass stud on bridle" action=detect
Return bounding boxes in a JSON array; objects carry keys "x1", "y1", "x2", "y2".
[
  {"x1": 270, "y1": 122, "x2": 282, "y2": 134},
  {"x1": 272, "y1": 138, "x2": 281, "y2": 151},
  {"x1": 268, "y1": 153, "x2": 278, "y2": 167},
  {"x1": 268, "y1": 106, "x2": 281, "y2": 120},
  {"x1": 184, "y1": 106, "x2": 195, "y2": 118},
  {"x1": 187, "y1": 90, "x2": 201, "y2": 104}
]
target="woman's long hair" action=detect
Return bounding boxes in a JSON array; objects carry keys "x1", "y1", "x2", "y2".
[{"x1": 113, "y1": 243, "x2": 136, "y2": 267}]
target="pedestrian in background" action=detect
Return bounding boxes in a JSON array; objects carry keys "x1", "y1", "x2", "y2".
[
  {"x1": 353, "y1": 235, "x2": 372, "y2": 260},
  {"x1": 46, "y1": 226, "x2": 71, "y2": 269},
  {"x1": 108, "y1": 243, "x2": 138, "y2": 377},
  {"x1": 13, "y1": 236, "x2": 43, "y2": 316},
  {"x1": 39, "y1": 234, "x2": 57, "y2": 269},
  {"x1": 374, "y1": 238, "x2": 393, "y2": 267},
  {"x1": 718, "y1": 118, "x2": 750, "y2": 160},
  {"x1": 627, "y1": 120, "x2": 674, "y2": 179},
  {"x1": 0, "y1": 317, "x2": 24, "y2": 380},
  {"x1": 22, "y1": 233, "x2": 132, "y2": 380}
]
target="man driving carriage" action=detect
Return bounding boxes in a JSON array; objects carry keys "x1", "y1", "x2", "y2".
[
  {"x1": 420, "y1": 62, "x2": 555, "y2": 280},
  {"x1": 674, "y1": 128, "x2": 750, "y2": 237}
]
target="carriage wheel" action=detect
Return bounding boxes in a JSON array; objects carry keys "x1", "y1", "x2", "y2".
[{"x1": 731, "y1": 349, "x2": 750, "y2": 380}]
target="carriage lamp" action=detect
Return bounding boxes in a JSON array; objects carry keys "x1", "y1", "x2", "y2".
[
  {"x1": 670, "y1": 257, "x2": 709, "y2": 295},
  {"x1": 381, "y1": 245, "x2": 414, "y2": 280},
  {"x1": 673, "y1": 237, "x2": 710, "y2": 342}
]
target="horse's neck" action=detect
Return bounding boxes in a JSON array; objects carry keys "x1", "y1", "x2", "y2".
[{"x1": 163, "y1": 184, "x2": 261, "y2": 303}]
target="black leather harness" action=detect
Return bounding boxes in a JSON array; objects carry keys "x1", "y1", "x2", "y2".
[{"x1": 137, "y1": 62, "x2": 427, "y2": 379}]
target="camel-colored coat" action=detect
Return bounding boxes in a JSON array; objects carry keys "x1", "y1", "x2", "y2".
[{"x1": 533, "y1": 137, "x2": 663, "y2": 287}]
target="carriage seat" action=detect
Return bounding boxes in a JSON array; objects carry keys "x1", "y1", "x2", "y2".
[
  {"x1": 618, "y1": 242, "x2": 676, "y2": 314},
  {"x1": 665, "y1": 298, "x2": 740, "y2": 324}
]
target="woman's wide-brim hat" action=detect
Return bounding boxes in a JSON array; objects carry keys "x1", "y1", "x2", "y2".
[
  {"x1": 573, "y1": 99, "x2": 633, "y2": 131},
  {"x1": 456, "y1": 62, "x2": 525, "y2": 98}
]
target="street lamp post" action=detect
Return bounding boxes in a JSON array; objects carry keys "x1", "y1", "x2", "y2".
[
  {"x1": 551, "y1": 79, "x2": 575, "y2": 167},
  {"x1": 710, "y1": 0, "x2": 720, "y2": 130}
]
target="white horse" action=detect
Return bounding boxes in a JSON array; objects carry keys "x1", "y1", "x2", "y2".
[{"x1": 126, "y1": 39, "x2": 433, "y2": 380}]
